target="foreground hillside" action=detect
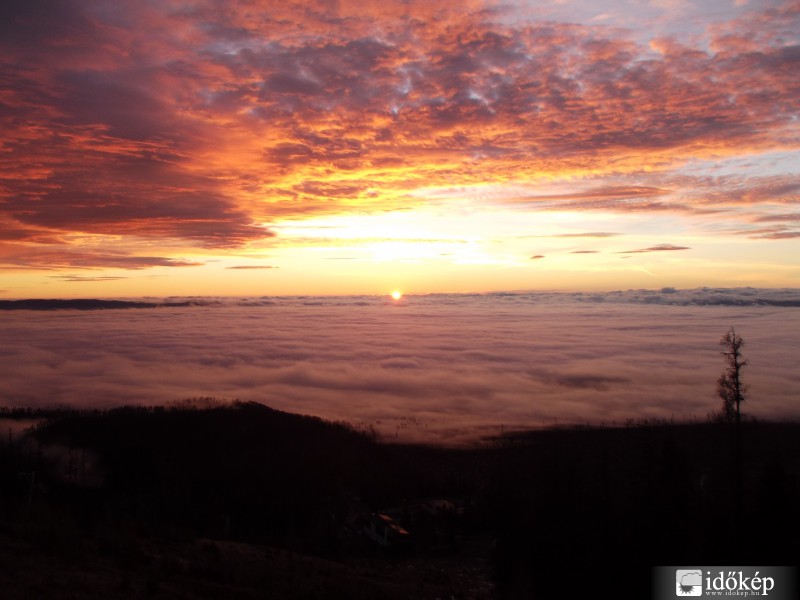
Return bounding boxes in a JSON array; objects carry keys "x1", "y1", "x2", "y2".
[{"x1": 1, "y1": 402, "x2": 798, "y2": 599}]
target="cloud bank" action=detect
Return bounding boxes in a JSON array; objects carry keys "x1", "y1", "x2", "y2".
[{"x1": 1, "y1": 290, "x2": 798, "y2": 444}]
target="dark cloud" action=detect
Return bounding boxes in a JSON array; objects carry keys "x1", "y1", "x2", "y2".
[
  {"x1": 0, "y1": 0, "x2": 100, "y2": 57},
  {"x1": 530, "y1": 254, "x2": 545, "y2": 259},
  {"x1": 549, "y1": 372, "x2": 629, "y2": 391},
  {"x1": 2, "y1": 251, "x2": 204, "y2": 270},
  {"x1": 3, "y1": 171, "x2": 272, "y2": 249}
]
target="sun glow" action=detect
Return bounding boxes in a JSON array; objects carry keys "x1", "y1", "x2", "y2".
[{"x1": 391, "y1": 290, "x2": 403, "y2": 300}]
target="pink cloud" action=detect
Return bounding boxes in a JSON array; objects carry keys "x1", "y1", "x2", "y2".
[
  {"x1": 0, "y1": 1, "x2": 798, "y2": 270},
  {"x1": 225, "y1": 265, "x2": 278, "y2": 270},
  {"x1": 618, "y1": 244, "x2": 690, "y2": 254}
]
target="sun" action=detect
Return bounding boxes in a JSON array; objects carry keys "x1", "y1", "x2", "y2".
[{"x1": 390, "y1": 290, "x2": 403, "y2": 300}]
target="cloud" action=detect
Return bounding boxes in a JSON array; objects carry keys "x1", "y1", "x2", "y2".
[
  {"x1": 680, "y1": 571, "x2": 703, "y2": 587},
  {"x1": 225, "y1": 265, "x2": 278, "y2": 270},
  {"x1": 752, "y1": 230, "x2": 800, "y2": 240},
  {"x1": 534, "y1": 370, "x2": 630, "y2": 391},
  {"x1": 754, "y1": 213, "x2": 800, "y2": 223},
  {"x1": 50, "y1": 276, "x2": 128, "y2": 283},
  {"x1": 755, "y1": 230, "x2": 800, "y2": 240},
  {"x1": 734, "y1": 225, "x2": 800, "y2": 240},
  {"x1": 0, "y1": 251, "x2": 204, "y2": 270},
  {"x1": 687, "y1": 175, "x2": 800, "y2": 210},
  {"x1": 552, "y1": 232, "x2": 621, "y2": 238},
  {"x1": 530, "y1": 254, "x2": 546, "y2": 259},
  {"x1": 1, "y1": 0, "x2": 798, "y2": 273},
  {"x1": 1, "y1": 290, "x2": 798, "y2": 444},
  {"x1": 519, "y1": 188, "x2": 670, "y2": 205},
  {"x1": 618, "y1": 244, "x2": 690, "y2": 254}
]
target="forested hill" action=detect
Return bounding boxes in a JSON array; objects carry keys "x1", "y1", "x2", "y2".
[{"x1": 2, "y1": 402, "x2": 799, "y2": 598}]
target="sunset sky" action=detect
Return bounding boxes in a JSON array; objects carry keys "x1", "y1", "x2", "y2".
[{"x1": 2, "y1": 0, "x2": 799, "y2": 297}]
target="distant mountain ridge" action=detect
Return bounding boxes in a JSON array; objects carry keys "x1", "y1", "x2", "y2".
[
  {"x1": 0, "y1": 299, "x2": 192, "y2": 310},
  {"x1": 2, "y1": 287, "x2": 800, "y2": 310}
]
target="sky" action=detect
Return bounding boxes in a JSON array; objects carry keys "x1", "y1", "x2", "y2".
[
  {"x1": 2, "y1": 290, "x2": 799, "y2": 444},
  {"x1": 1, "y1": 0, "x2": 799, "y2": 297}
]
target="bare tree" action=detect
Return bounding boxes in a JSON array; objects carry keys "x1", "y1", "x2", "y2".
[{"x1": 717, "y1": 327, "x2": 747, "y2": 424}]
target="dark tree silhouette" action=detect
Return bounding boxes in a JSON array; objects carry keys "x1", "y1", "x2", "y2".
[{"x1": 717, "y1": 327, "x2": 747, "y2": 424}]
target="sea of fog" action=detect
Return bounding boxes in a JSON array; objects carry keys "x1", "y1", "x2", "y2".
[{"x1": 2, "y1": 288, "x2": 799, "y2": 445}]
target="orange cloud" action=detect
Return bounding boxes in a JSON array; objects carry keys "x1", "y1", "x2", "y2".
[{"x1": 1, "y1": 0, "x2": 798, "y2": 272}]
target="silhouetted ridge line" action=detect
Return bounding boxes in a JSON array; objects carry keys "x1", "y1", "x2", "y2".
[
  {"x1": 0, "y1": 299, "x2": 194, "y2": 310},
  {"x1": 3, "y1": 403, "x2": 800, "y2": 599},
  {"x1": 756, "y1": 298, "x2": 800, "y2": 307}
]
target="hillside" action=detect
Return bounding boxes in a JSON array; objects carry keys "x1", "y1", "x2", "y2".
[{"x1": 1, "y1": 403, "x2": 798, "y2": 598}]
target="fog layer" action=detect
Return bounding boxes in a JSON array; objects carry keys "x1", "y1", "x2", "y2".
[{"x1": 2, "y1": 290, "x2": 798, "y2": 443}]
